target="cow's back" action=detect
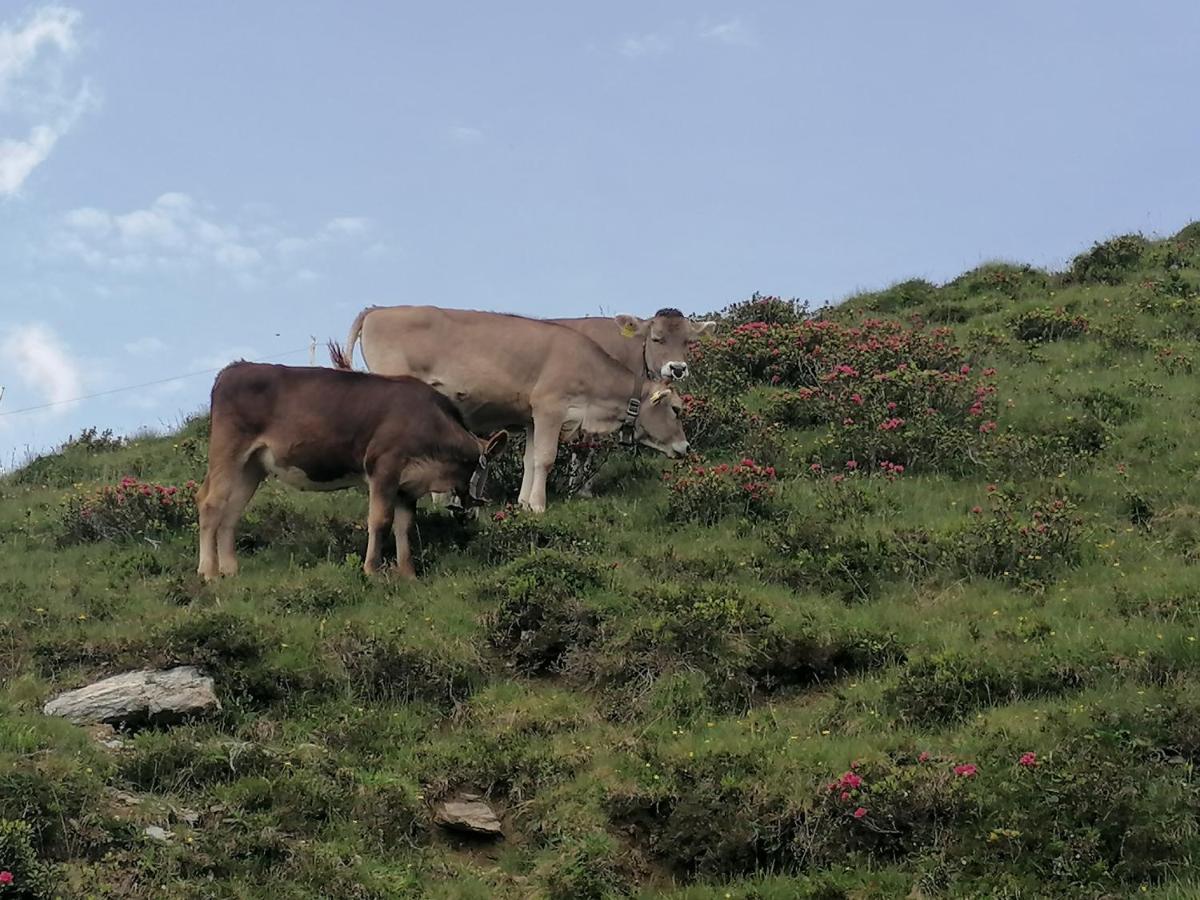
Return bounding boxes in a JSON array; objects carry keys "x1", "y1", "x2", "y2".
[{"x1": 357, "y1": 306, "x2": 631, "y2": 431}]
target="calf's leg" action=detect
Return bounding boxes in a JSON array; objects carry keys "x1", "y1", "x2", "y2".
[
  {"x1": 215, "y1": 464, "x2": 264, "y2": 577},
  {"x1": 391, "y1": 497, "x2": 417, "y2": 579},
  {"x1": 196, "y1": 477, "x2": 221, "y2": 581},
  {"x1": 364, "y1": 478, "x2": 397, "y2": 575}
]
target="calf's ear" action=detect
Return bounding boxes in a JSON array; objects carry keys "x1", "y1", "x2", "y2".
[
  {"x1": 614, "y1": 314, "x2": 649, "y2": 338},
  {"x1": 483, "y1": 431, "x2": 509, "y2": 458},
  {"x1": 690, "y1": 320, "x2": 718, "y2": 337}
]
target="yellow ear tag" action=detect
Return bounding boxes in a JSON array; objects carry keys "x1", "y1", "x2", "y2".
[{"x1": 621, "y1": 322, "x2": 637, "y2": 338}]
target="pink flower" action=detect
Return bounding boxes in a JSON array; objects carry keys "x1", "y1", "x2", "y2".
[
  {"x1": 840, "y1": 791, "x2": 850, "y2": 801},
  {"x1": 0, "y1": 871, "x2": 12, "y2": 885},
  {"x1": 918, "y1": 751, "x2": 930, "y2": 763},
  {"x1": 979, "y1": 421, "x2": 997, "y2": 434},
  {"x1": 810, "y1": 463, "x2": 823, "y2": 473},
  {"x1": 839, "y1": 771, "x2": 863, "y2": 789},
  {"x1": 960, "y1": 364, "x2": 971, "y2": 375},
  {"x1": 492, "y1": 510, "x2": 508, "y2": 522},
  {"x1": 953, "y1": 764, "x2": 978, "y2": 778},
  {"x1": 850, "y1": 393, "x2": 864, "y2": 405},
  {"x1": 845, "y1": 460, "x2": 858, "y2": 470},
  {"x1": 1018, "y1": 752, "x2": 1038, "y2": 768},
  {"x1": 853, "y1": 807, "x2": 868, "y2": 819},
  {"x1": 971, "y1": 505, "x2": 983, "y2": 514}
]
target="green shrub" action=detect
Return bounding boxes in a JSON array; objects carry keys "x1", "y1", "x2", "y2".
[
  {"x1": 886, "y1": 653, "x2": 1089, "y2": 725},
  {"x1": 328, "y1": 624, "x2": 483, "y2": 708},
  {"x1": 1008, "y1": 307, "x2": 1089, "y2": 343},
  {"x1": 1068, "y1": 233, "x2": 1149, "y2": 284},
  {"x1": 0, "y1": 819, "x2": 55, "y2": 899},
  {"x1": 482, "y1": 552, "x2": 605, "y2": 674},
  {"x1": 717, "y1": 292, "x2": 808, "y2": 326},
  {"x1": 470, "y1": 507, "x2": 604, "y2": 565},
  {"x1": 949, "y1": 486, "x2": 1086, "y2": 590}
]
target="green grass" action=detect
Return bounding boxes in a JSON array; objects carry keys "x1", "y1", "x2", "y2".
[{"x1": 4, "y1": 224, "x2": 1200, "y2": 897}]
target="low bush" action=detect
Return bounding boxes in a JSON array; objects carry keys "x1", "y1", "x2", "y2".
[
  {"x1": 663, "y1": 458, "x2": 778, "y2": 526},
  {"x1": 59, "y1": 476, "x2": 198, "y2": 544},
  {"x1": 481, "y1": 552, "x2": 605, "y2": 674},
  {"x1": 0, "y1": 818, "x2": 55, "y2": 899},
  {"x1": 1068, "y1": 233, "x2": 1149, "y2": 285},
  {"x1": 949, "y1": 486, "x2": 1086, "y2": 590},
  {"x1": 1008, "y1": 307, "x2": 1089, "y2": 343}
]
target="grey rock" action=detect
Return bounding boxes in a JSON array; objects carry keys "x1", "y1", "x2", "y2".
[
  {"x1": 43, "y1": 666, "x2": 220, "y2": 727},
  {"x1": 143, "y1": 825, "x2": 173, "y2": 843},
  {"x1": 434, "y1": 796, "x2": 503, "y2": 836}
]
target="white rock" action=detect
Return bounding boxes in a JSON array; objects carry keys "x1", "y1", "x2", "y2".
[
  {"x1": 143, "y1": 825, "x2": 173, "y2": 843},
  {"x1": 43, "y1": 666, "x2": 220, "y2": 726},
  {"x1": 434, "y1": 796, "x2": 503, "y2": 836}
]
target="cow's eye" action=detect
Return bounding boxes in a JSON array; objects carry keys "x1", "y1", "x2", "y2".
[{"x1": 651, "y1": 336, "x2": 664, "y2": 343}]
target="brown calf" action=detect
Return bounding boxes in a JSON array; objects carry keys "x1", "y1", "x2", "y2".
[{"x1": 197, "y1": 361, "x2": 507, "y2": 581}]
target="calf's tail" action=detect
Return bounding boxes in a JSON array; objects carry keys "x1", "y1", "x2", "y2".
[{"x1": 330, "y1": 306, "x2": 374, "y2": 370}]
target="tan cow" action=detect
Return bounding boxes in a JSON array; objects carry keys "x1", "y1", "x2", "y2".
[
  {"x1": 197, "y1": 361, "x2": 508, "y2": 581},
  {"x1": 337, "y1": 305, "x2": 690, "y2": 512},
  {"x1": 548, "y1": 308, "x2": 717, "y2": 380}
]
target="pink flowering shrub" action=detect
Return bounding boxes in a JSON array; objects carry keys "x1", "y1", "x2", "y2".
[
  {"x1": 693, "y1": 318, "x2": 1001, "y2": 473},
  {"x1": 60, "y1": 476, "x2": 198, "y2": 544},
  {"x1": 663, "y1": 458, "x2": 778, "y2": 525},
  {"x1": 951, "y1": 485, "x2": 1085, "y2": 590}
]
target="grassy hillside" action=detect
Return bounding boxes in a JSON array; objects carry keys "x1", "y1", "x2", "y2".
[{"x1": 4, "y1": 224, "x2": 1200, "y2": 898}]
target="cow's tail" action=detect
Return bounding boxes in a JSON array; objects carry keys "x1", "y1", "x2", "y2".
[{"x1": 330, "y1": 306, "x2": 373, "y2": 370}]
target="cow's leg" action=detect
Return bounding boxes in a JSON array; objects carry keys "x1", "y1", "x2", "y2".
[
  {"x1": 196, "y1": 475, "x2": 221, "y2": 581},
  {"x1": 524, "y1": 415, "x2": 563, "y2": 514},
  {"x1": 517, "y1": 424, "x2": 536, "y2": 507},
  {"x1": 214, "y1": 464, "x2": 264, "y2": 578},
  {"x1": 364, "y1": 478, "x2": 397, "y2": 575},
  {"x1": 392, "y1": 497, "x2": 417, "y2": 579}
]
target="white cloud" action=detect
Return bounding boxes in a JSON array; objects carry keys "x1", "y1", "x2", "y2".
[
  {"x1": 124, "y1": 336, "x2": 167, "y2": 357},
  {"x1": 324, "y1": 216, "x2": 370, "y2": 236},
  {"x1": 52, "y1": 193, "x2": 371, "y2": 282},
  {"x1": 619, "y1": 33, "x2": 671, "y2": 58},
  {"x1": 449, "y1": 125, "x2": 483, "y2": 144},
  {"x1": 0, "y1": 6, "x2": 93, "y2": 197},
  {"x1": 698, "y1": 17, "x2": 755, "y2": 46},
  {"x1": 0, "y1": 7, "x2": 80, "y2": 100},
  {"x1": 0, "y1": 322, "x2": 83, "y2": 412}
]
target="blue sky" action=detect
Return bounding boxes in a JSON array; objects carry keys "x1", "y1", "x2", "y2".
[{"x1": 1, "y1": 1, "x2": 1198, "y2": 466}]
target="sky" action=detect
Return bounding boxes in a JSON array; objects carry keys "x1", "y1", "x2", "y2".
[{"x1": 1, "y1": 1, "x2": 1198, "y2": 466}]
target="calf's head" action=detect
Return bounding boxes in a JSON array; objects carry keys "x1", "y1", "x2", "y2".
[
  {"x1": 451, "y1": 431, "x2": 509, "y2": 508},
  {"x1": 614, "y1": 308, "x2": 717, "y2": 381},
  {"x1": 634, "y1": 382, "x2": 690, "y2": 459}
]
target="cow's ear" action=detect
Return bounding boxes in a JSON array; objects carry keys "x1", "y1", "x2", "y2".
[
  {"x1": 614, "y1": 314, "x2": 649, "y2": 338},
  {"x1": 690, "y1": 320, "x2": 718, "y2": 337},
  {"x1": 483, "y1": 431, "x2": 508, "y2": 458}
]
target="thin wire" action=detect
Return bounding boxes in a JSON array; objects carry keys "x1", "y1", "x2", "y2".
[{"x1": 0, "y1": 346, "x2": 313, "y2": 418}]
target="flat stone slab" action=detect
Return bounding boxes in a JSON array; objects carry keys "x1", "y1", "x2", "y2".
[
  {"x1": 43, "y1": 666, "x2": 220, "y2": 727},
  {"x1": 434, "y1": 794, "x2": 503, "y2": 836}
]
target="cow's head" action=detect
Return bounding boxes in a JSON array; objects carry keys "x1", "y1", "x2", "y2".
[
  {"x1": 613, "y1": 309, "x2": 717, "y2": 381},
  {"x1": 450, "y1": 431, "x2": 509, "y2": 508},
  {"x1": 634, "y1": 381, "x2": 690, "y2": 459}
]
